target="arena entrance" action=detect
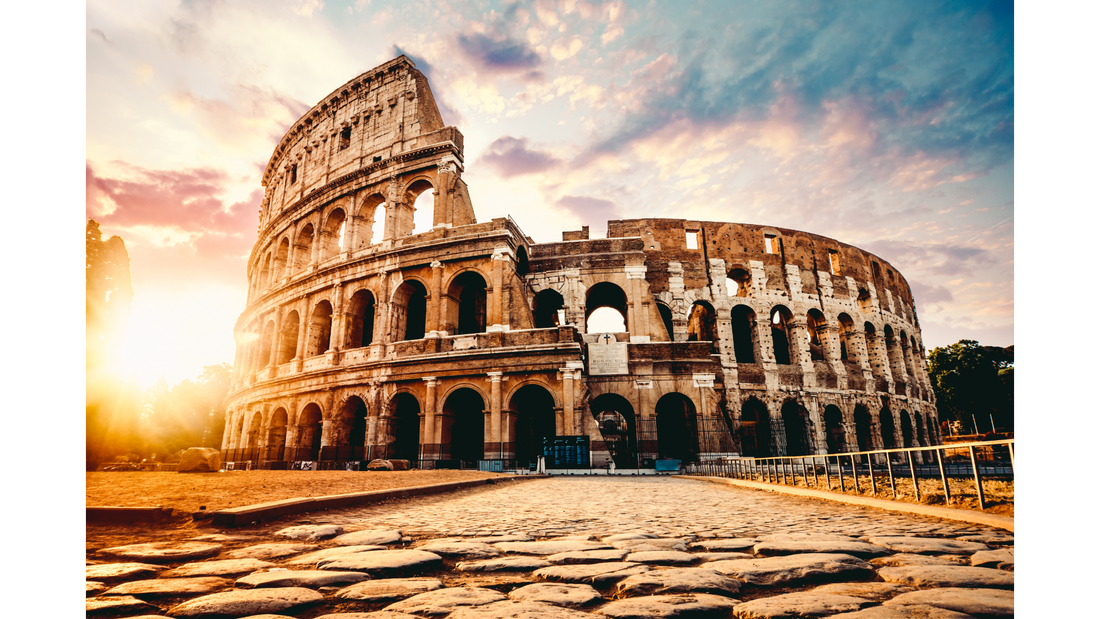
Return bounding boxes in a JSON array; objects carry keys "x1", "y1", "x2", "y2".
[
  {"x1": 654, "y1": 393, "x2": 699, "y2": 463},
  {"x1": 442, "y1": 388, "x2": 485, "y2": 465},
  {"x1": 510, "y1": 385, "x2": 557, "y2": 468},
  {"x1": 380, "y1": 393, "x2": 421, "y2": 462},
  {"x1": 591, "y1": 393, "x2": 637, "y2": 468}
]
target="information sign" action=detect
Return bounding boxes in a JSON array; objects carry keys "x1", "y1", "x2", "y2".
[
  {"x1": 542, "y1": 436, "x2": 590, "y2": 469},
  {"x1": 589, "y1": 341, "x2": 629, "y2": 375}
]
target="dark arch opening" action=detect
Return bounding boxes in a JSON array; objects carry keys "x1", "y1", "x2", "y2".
[
  {"x1": 342, "y1": 396, "x2": 368, "y2": 457},
  {"x1": 306, "y1": 301, "x2": 333, "y2": 357},
  {"x1": 900, "y1": 409, "x2": 914, "y2": 448},
  {"x1": 824, "y1": 405, "x2": 845, "y2": 454},
  {"x1": 879, "y1": 404, "x2": 896, "y2": 449},
  {"x1": 297, "y1": 404, "x2": 323, "y2": 460},
  {"x1": 246, "y1": 413, "x2": 262, "y2": 449},
  {"x1": 687, "y1": 301, "x2": 716, "y2": 345},
  {"x1": 533, "y1": 289, "x2": 565, "y2": 329},
  {"x1": 266, "y1": 408, "x2": 288, "y2": 460},
  {"x1": 740, "y1": 398, "x2": 771, "y2": 457},
  {"x1": 394, "y1": 279, "x2": 428, "y2": 340},
  {"x1": 585, "y1": 282, "x2": 628, "y2": 333},
  {"x1": 770, "y1": 306, "x2": 794, "y2": 365},
  {"x1": 838, "y1": 313, "x2": 855, "y2": 362},
  {"x1": 807, "y1": 309, "x2": 827, "y2": 361},
  {"x1": 781, "y1": 400, "x2": 812, "y2": 456},
  {"x1": 731, "y1": 305, "x2": 756, "y2": 363},
  {"x1": 514, "y1": 246, "x2": 529, "y2": 276},
  {"x1": 727, "y1": 267, "x2": 752, "y2": 297},
  {"x1": 854, "y1": 405, "x2": 873, "y2": 451},
  {"x1": 442, "y1": 388, "x2": 485, "y2": 463},
  {"x1": 591, "y1": 393, "x2": 637, "y2": 468},
  {"x1": 320, "y1": 208, "x2": 347, "y2": 261},
  {"x1": 277, "y1": 311, "x2": 300, "y2": 364},
  {"x1": 345, "y1": 290, "x2": 376, "y2": 348},
  {"x1": 293, "y1": 224, "x2": 314, "y2": 272},
  {"x1": 656, "y1": 301, "x2": 674, "y2": 341},
  {"x1": 655, "y1": 393, "x2": 699, "y2": 463},
  {"x1": 273, "y1": 237, "x2": 290, "y2": 283},
  {"x1": 450, "y1": 272, "x2": 488, "y2": 335},
  {"x1": 384, "y1": 393, "x2": 421, "y2": 462},
  {"x1": 510, "y1": 385, "x2": 557, "y2": 466}
]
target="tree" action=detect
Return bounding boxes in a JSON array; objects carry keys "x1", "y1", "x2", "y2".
[
  {"x1": 140, "y1": 364, "x2": 233, "y2": 459},
  {"x1": 926, "y1": 340, "x2": 1014, "y2": 434}
]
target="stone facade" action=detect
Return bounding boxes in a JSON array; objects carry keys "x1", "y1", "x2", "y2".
[{"x1": 222, "y1": 56, "x2": 939, "y2": 469}]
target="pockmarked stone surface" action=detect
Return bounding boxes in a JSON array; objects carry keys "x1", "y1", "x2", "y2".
[
  {"x1": 753, "y1": 540, "x2": 889, "y2": 558},
  {"x1": 877, "y1": 565, "x2": 1014, "y2": 589},
  {"x1": 332, "y1": 529, "x2": 404, "y2": 546},
  {"x1": 828, "y1": 604, "x2": 975, "y2": 618},
  {"x1": 275, "y1": 524, "x2": 344, "y2": 541},
  {"x1": 548, "y1": 549, "x2": 630, "y2": 564},
  {"x1": 969, "y1": 549, "x2": 1014, "y2": 570},
  {"x1": 884, "y1": 587, "x2": 1014, "y2": 616},
  {"x1": 417, "y1": 540, "x2": 502, "y2": 558},
  {"x1": 870, "y1": 554, "x2": 959, "y2": 568},
  {"x1": 534, "y1": 562, "x2": 651, "y2": 586},
  {"x1": 688, "y1": 539, "x2": 757, "y2": 552},
  {"x1": 285, "y1": 545, "x2": 387, "y2": 565},
  {"x1": 86, "y1": 562, "x2": 165, "y2": 581},
  {"x1": 695, "y1": 552, "x2": 754, "y2": 562},
  {"x1": 463, "y1": 534, "x2": 535, "y2": 543},
  {"x1": 624, "y1": 550, "x2": 698, "y2": 565},
  {"x1": 449, "y1": 600, "x2": 600, "y2": 619},
  {"x1": 957, "y1": 534, "x2": 1013, "y2": 545},
  {"x1": 237, "y1": 569, "x2": 370, "y2": 588},
  {"x1": 810, "y1": 582, "x2": 914, "y2": 602},
  {"x1": 614, "y1": 567, "x2": 741, "y2": 598},
  {"x1": 315, "y1": 613, "x2": 421, "y2": 619},
  {"x1": 758, "y1": 533, "x2": 860, "y2": 543},
  {"x1": 603, "y1": 533, "x2": 658, "y2": 543},
  {"x1": 611, "y1": 539, "x2": 690, "y2": 552},
  {"x1": 228, "y1": 543, "x2": 320, "y2": 560},
  {"x1": 867, "y1": 537, "x2": 990, "y2": 555},
  {"x1": 509, "y1": 582, "x2": 604, "y2": 606},
  {"x1": 384, "y1": 586, "x2": 508, "y2": 615},
  {"x1": 86, "y1": 581, "x2": 108, "y2": 596},
  {"x1": 318, "y1": 549, "x2": 442, "y2": 575},
  {"x1": 86, "y1": 595, "x2": 159, "y2": 615},
  {"x1": 458, "y1": 556, "x2": 552, "y2": 572},
  {"x1": 497, "y1": 541, "x2": 612, "y2": 555},
  {"x1": 97, "y1": 542, "x2": 223, "y2": 563},
  {"x1": 707, "y1": 553, "x2": 873, "y2": 586},
  {"x1": 731, "y1": 592, "x2": 870, "y2": 618},
  {"x1": 176, "y1": 447, "x2": 221, "y2": 473},
  {"x1": 104, "y1": 576, "x2": 229, "y2": 598},
  {"x1": 167, "y1": 587, "x2": 324, "y2": 617},
  {"x1": 166, "y1": 558, "x2": 277, "y2": 577},
  {"x1": 596, "y1": 593, "x2": 739, "y2": 618},
  {"x1": 335, "y1": 578, "x2": 444, "y2": 602}
]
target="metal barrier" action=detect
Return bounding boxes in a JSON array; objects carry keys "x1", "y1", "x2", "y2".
[{"x1": 682, "y1": 439, "x2": 1014, "y2": 511}]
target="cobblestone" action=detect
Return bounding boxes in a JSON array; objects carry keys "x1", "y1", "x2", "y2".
[{"x1": 85, "y1": 476, "x2": 1013, "y2": 617}]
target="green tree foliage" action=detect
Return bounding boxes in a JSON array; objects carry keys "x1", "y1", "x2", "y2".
[
  {"x1": 926, "y1": 340, "x2": 1014, "y2": 435},
  {"x1": 140, "y1": 363, "x2": 233, "y2": 459}
]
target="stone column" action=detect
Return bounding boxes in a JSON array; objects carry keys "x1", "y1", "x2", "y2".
[
  {"x1": 560, "y1": 368, "x2": 575, "y2": 435},
  {"x1": 429, "y1": 261, "x2": 444, "y2": 337},
  {"x1": 423, "y1": 377, "x2": 437, "y2": 453},
  {"x1": 488, "y1": 249, "x2": 507, "y2": 331},
  {"x1": 268, "y1": 309, "x2": 283, "y2": 367},
  {"x1": 488, "y1": 372, "x2": 503, "y2": 453},
  {"x1": 294, "y1": 301, "x2": 308, "y2": 365},
  {"x1": 330, "y1": 283, "x2": 344, "y2": 353}
]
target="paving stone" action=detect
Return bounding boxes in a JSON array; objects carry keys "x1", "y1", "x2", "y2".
[
  {"x1": 87, "y1": 581, "x2": 108, "y2": 596},
  {"x1": 866, "y1": 537, "x2": 990, "y2": 555},
  {"x1": 611, "y1": 539, "x2": 690, "y2": 552},
  {"x1": 96, "y1": 542, "x2": 224, "y2": 563},
  {"x1": 624, "y1": 551, "x2": 699, "y2": 565},
  {"x1": 688, "y1": 539, "x2": 757, "y2": 552},
  {"x1": 969, "y1": 549, "x2": 1013, "y2": 570},
  {"x1": 166, "y1": 558, "x2": 277, "y2": 577},
  {"x1": 275, "y1": 524, "x2": 344, "y2": 541},
  {"x1": 870, "y1": 554, "x2": 960, "y2": 568},
  {"x1": 695, "y1": 552, "x2": 754, "y2": 562},
  {"x1": 956, "y1": 534, "x2": 1012, "y2": 546},
  {"x1": 507, "y1": 582, "x2": 602, "y2": 607},
  {"x1": 884, "y1": 588, "x2": 1014, "y2": 616},
  {"x1": 332, "y1": 529, "x2": 404, "y2": 546},
  {"x1": 227, "y1": 543, "x2": 320, "y2": 560},
  {"x1": 318, "y1": 549, "x2": 443, "y2": 576},
  {"x1": 236, "y1": 616, "x2": 297, "y2": 619},
  {"x1": 596, "y1": 593, "x2": 740, "y2": 618},
  {"x1": 731, "y1": 592, "x2": 871, "y2": 618},
  {"x1": 417, "y1": 540, "x2": 503, "y2": 559},
  {"x1": 86, "y1": 595, "x2": 159, "y2": 616},
  {"x1": 464, "y1": 534, "x2": 535, "y2": 543},
  {"x1": 877, "y1": 566, "x2": 1014, "y2": 589},
  {"x1": 237, "y1": 569, "x2": 370, "y2": 588},
  {"x1": 457, "y1": 556, "x2": 553, "y2": 572},
  {"x1": 548, "y1": 549, "x2": 631, "y2": 564},
  {"x1": 754, "y1": 540, "x2": 890, "y2": 558},
  {"x1": 285, "y1": 545, "x2": 387, "y2": 566},
  {"x1": 810, "y1": 582, "x2": 915, "y2": 602},
  {"x1": 384, "y1": 586, "x2": 508, "y2": 615},
  {"x1": 449, "y1": 600, "x2": 600, "y2": 618},
  {"x1": 758, "y1": 532, "x2": 861, "y2": 543},
  {"x1": 105, "y1": 576, "x2": 230, "y2": 598},
  {"x1": 334, "y1": 578, "x2": 444, "y2": 602},
  {"x1": 191, "y1": 533, "x2": 257, "y2": 542},
  {"x1": 497, "y1": 541, "x2": 612, "y2": 554},
  {"x1": 315, "y1": 613, "x2": 421, "y2": 619},
  {"x1": 706, "y1": 553, "x2": 874, "y2": 586},
  {"x1": 826, "y1": 604, "x2": 975, "y2": 618},
  {"x1": 614, "y1": 567, "x2": 741, "y2": 598},
  {"x1": 603, "y1": 533, "x2": 658, "y2": 543},
  {"x1": 167, "y1": 587, "x2": 324, "y2": 617},
  {"x1": 85, "y1": 562, "x2": 166, "y2": 582},
  {"x1": 534, "y1": 562, "x2": 652, "y2": 587}
]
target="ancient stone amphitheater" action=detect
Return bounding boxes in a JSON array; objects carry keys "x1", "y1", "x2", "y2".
[{"x1": 221, "y1": 56, "x2": 940, "y2": 471}]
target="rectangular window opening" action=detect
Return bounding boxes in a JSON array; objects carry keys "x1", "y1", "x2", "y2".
[
  {"x1": 686, "y1": 231, "x2": 699, "y2": 250},
  {"x1": 829, "y1": 250, "x2": 841, "y2": 276},
  {"x1": 290, "y1": 164, "x2": 298, "y2": 184},
  {"x1": 764, "y1": 234, "x2": 777, "y2": 254},
  {"x1": 340, "y1": 127, "x2": 351, "y2": 150}
]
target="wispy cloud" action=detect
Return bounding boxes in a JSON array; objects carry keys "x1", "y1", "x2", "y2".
[{"x1": 479, "y1": 136, "x2": 560, "y2": 177}]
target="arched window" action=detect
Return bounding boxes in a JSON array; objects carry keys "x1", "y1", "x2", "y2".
[
  {"x1": 319, "y1": 208, "x2": 346, "y2": 262},
  {"x1": 292, "y1": 224, "x2": 315, "y2": 272},
  {"x1": 879, "y1": 404, "x2": 896, "y2": 449},
  {"x1": 656, "y1": 302, "x2": 674, "y2": 341},
  {"x1": 509, "y1": 385, "x2": 556, "y2": 466},
  {"x1": 591, "y1": 393, "x2": 637, "y2": 468},
  {"x1": 726, "y1": 267, "x2": 752, "y2": 297},
  {"x1": 687, "y1": 301, "x2": 716, "y2": 343},
  {"x1": 854, "y1": 405, "x2": 873, "y2": 451},
  {"x1": 731, "y1": 305, "x2": 756, "y2": 363},
  {"x1": 441, "y1": 388, "x2": 485, "y2": 463},
  {"x1": 806, "y1": 309, "x2": 827, "y2": 361},
  {"x1": 306, "y1": 301, "x2": 333, "y2": 357},
  {"x1": 266, "y1": 408, "x2": 288, "y2": 460},
  {"x1": 824, "y1": 405, "x2": 845, "y2": 454},
  {"x1": 449, "y1": 272, "x2": 488, "y2": 335},
  {"x1": 277, "y1": 311, "x2": 299, "y2": 364},
  {"x1": 273, "y1": 237, "x2": 290, "y2": 283},
  {"x1": 740, "y1": 398, "x2": 771, "y2": 457},
  {"x1": 258, "y1": 253, "x2": 272, "y2": 292},
  {"x1": 406, "y1": 179, "x2": 435, "y2": 236},
  {"x1": 345, "y1": 290, "x2": 376, "y2": 348},
  {"x1": 781, "y1": 400, "x2": 812, "y2": 456},
  {"x1": 514, "y1": 246, "x2": 529, "y2": 276},
  {"x1": 380, "y1": 393, "x2": 421, "y2": 461},
  {"x1": 296, "y1": 403, "x2": 323, "y2": 460},
  {"x1": 356, "y1": 194, "x2": 385, "y2": 249},
  {"x1": 534, "y1": 289, "x2": 565, "y2": 328},
  {"x1": 655, "y1": 393, "x2": 699, "y2": 463},
  {"x1": 838, "y1": 313, "x2": 856, "y2": 362},
  {"x1": 770, "y1": 306, "x2": 795, "y2": 365},
  {"x1": 586, "y1": 282, "x2": 629, "y2": 333},
  {"x1": 394, "y1": 280, "x2": 428, "y2": 340},
  {"x1": 258, "y1": 320, "x2": 275, "y2": 368},
  {"x1": 900, "y1": 409, "x2": 914, "y2": 447}
]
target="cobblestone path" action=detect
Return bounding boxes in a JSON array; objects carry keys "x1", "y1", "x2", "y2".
[{"x1": 86, "y1": 476, "x2": 1014, "y2": 618}]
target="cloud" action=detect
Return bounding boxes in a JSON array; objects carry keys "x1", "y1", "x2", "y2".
[
  {"x1": 164, "y1": 83, "x2": 310, "y2": 155},
  {"x1": 555, "y1": 195, "x2": 621, "y2": 229},
  {"x1": 480, "y1": 136, "x2": 561, "y2": 177},
  {"x1": 288, "y1": 0, "x2": 324, "y2": 18},
  {"x1": 861, "y1": 239, "x2": 991, "y2": 277},
  {"x1": 909, "y1": 280, "x2": 954, "y2": 307},
  {"x1": 454, "y1": 25, "x2": 543, "y2": 77}
]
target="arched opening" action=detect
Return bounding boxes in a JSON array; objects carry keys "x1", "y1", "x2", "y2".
[
  {"x1": 533, "y1": 289, "x2": 565, "y2": 329},
  {"x1": 345, "y1": 290, "x2": 376, "y2": 348},
  {"x1": 770, "y1": 306, "x2": 795, "y2": 365},
  {"x1": 656, "y1": 302, "x2": 674, "y2": 341},
  {"x1": 277, "y1": 311, "x2": 300, "y2": 364},
  {"x1": 393, "y1": 279, "x2": 429, "y2": 341},
  {"x1": 407, "y1": 179, "x2": 435, "y2": 235},
  {"x1": 336, "y1": 396, "x2": 369, "y2": 460},
  {"x1": 655, "y1": 393, "x2": 699, "y2": 463},
  {"x1": 900, "y1": 409, "x2": 914, "y2": 447},
  {"x1": 824, "y1": 405, "x2": 845, "y2": 454},
  {"x1": 246, "y1": 413, "x2": 262, "y2": 449},
  {"x1": 356, "y1": 194, "x2": 386, "y2": 248},
  {"x1": 884, "y1": 324, "x2": 900, "y2": 378},
  {"x1": 731, "y1": 305, "x2": 756, "y2": 363},
  {"x1": 914, "y1": 411, "x2": 926, "y2": 447},
  {"x1": 854, "y1": 405, "x2": 873, "y2": 451},
  {"x1": 266, "y1": 408, "x2": 288, "y2": 460},
  {"x1": 806, "y1": 309, "x2": 827, "y2": 361},
  {"x1": 448, "y1": 271, "x2": 487, "y2": 335},
  {"x1": 382, "y1": 393, "x2": 421, "y2": 462},
  {"x1": 781, "y1": 400, "x2": 812, "y2": 456},
  {"x1": 727, "y1": 267, "x2": 752, "y2": 297},
  {"x1": 297, "y1": 404, "x2": 323, "y2": 460},
  {"x1": 740, "y1": 398, "x2": 771, "y2": 457},
  {"x1": 879, "y1": 404, "x2": 896, "y2": 449},
  {"x1": 509, "y1": 385, "x2": 557, "y2": 467},
  {"x1": 687, "y1": 301, "x2": 716, "y2": 344},
  {"x1": 292, "y1": 224, "x2": 314, "y2": 272},
  {"x1": 591, "y1": 393, "x2": 637, "y2": 468},
  {"x1": 857, "y1": 287, "x2": 873, "y2": 313},
  {"x1": 514, "y1": 246, "x2": 529, "y2": 276},
  {"x1": 273, "y1": 237, "x2": 290, "y2": 283},
  {"x1": 259, "y1": 254, "x2": 271, "y2": 292},
  {"x1": 258, "y1": 320, "x2": 275, "y2": 368},
  {"x1": 586, "y1": 282, "x2": 628, "y2": 333},
  {"x1": 442, "y1": 388, "x2": 485, "y2": 463},
  {"x1": 320, "y1": 208, "x2": 347, "y2": 261},
  {"x1": 233, "y1": 413, "x2": 245, "y2": 449},
  {"x1": 838, "y1": 313, "x2": 856, "y2": 362},
  {"x1": 306, "y1": 301, "x2": 333, "y2": 357}
]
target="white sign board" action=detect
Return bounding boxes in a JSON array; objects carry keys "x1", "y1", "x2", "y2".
[{"x1": 589, "y1": 342, "x2": 629, "y2": 375}]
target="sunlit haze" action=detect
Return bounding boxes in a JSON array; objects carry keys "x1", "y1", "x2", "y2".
[{"x1": 86, "y1": 0, "x2": 1015, "y2": 387}]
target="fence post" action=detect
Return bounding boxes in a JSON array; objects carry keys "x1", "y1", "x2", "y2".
[
  {"x1": 823, "y1": 455, "x2": 831, "y2": 490},
  {"x1": 867, "y1": 453, "x2": 877, "y2": 496},
  {"x1": 936, "y1": 448, "x2": 952, "y2": 505},
  {"x1": 885, "y1": 452, "x2": 896, "y2": 498},
  {"x1": 908, "y1": 450, "x2": 920, "y2": 501},
  {"x1": 851, "y1": 455, "x2": 860, "y2": 494},
  {"x1": 810, "y1": 456, "x2": 818, "y2": 487},
  {"x1": 1008, "y1": 442, "x2": 1015, "y2": 472},
  {"x1": 837, "y1": 455, "x2": 845, "y2": 492},
  {"x1": 969, "y1": 445, "x2": 987, "y2": 510}
]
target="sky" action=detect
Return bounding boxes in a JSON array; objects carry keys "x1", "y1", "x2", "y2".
[{"x1": 85, "y1": 0, "x2": 1015, "y2": 387}]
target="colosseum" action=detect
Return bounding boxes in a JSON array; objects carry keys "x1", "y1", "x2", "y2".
[{"x1": 221, "y1": 56, "x2": 941, "y2": 472}]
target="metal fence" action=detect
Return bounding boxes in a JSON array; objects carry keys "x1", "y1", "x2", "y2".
[{"x1": 682, "y1": 439, "x2": 1014, "y2": 511}]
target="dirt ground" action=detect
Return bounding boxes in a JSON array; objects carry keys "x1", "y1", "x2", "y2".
[
  {"x1": 86, "y1": 470, "x2": 507, "y2": 515},
  {"x1": 775, "y1": 472, "x2": 1014, "y2": 516}
]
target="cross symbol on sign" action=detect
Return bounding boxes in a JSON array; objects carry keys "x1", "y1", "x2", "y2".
[{"x1": 600, "y1": 333, "x2": 615, "y2": 345}]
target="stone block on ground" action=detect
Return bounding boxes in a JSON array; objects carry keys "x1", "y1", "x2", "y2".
[
  {"x1": 166, "y1": 586, "x2": 324, "y2": 617},
  {"x1": 384, "y1": 586, "x2": 508, "y2": 615},
  {"x1": 611, "y1": 539, "x2": 690, "y2": 552},
  {"x1": 595, "y1": 593, "x2": 739, "y2": 618},
  {"x1": 884, "y1": 588, "x2": 1014, "y2": 617},
  {"x1": 275, "y1": 524, "x2": 344, "y2": 541},
  {"x1": 237, "y1": 569, "x2": 370, "y2": 588},
  {"x1": 86, "y1": 581, "x2": 108, "y2": 596},
  {"x1": 332, "y1": 529, "x2": 403, "y2": 546},
  {"x1": 877, "y1": 566, "x2": 1014, "y2": 589},
  {"x1": 828, "y1": 604, "x2": 976, "y2": 618},
  {"x1": 706, "y1": 553, "x2": 873, "y2": 586},
  {"x1": 810, "y1": 582, "x2": 914, "y2": 602},
  {"x1": 534, "y1": 562, "x2": 651, "y2": 587},
  {"x1": 509, "y1": 582, "x2": 604, "y2": 606},
  {"x1": 457, "y1": 556, "x2": 552, "y2": 572},
  {"x1": 496, "y1": 540, "x2": 612, "y2": 555},
  {"x1": 87, "y1": 595, "x2": 159, "y2": 616},
  {"x1": 285, "y1": 545, "x2": 387, "y2": 566},
  {"x1": 547, "y1": 549, "x2": 630, "y2": 564},
  {"x1": 731, "y1": 592, "x2": 871, "y2": 618},
  {"x1": 176, "y1": 447, "x2": 221, "y2": 473},
  {"x1": 753, "y1": 540, "x2": 890, "y2": 558},
  {"x1": 85, "y1": 562, "x2": 166, "y2": 582},
  {"x1": 417, "y1": 540, "x2": 502, "y2": 559},
  {"x1": 104, "y1": 576, "x2": 229, "y2": 598},
  {"x1": 866, "y1": 537, "x2": 990, "y2": 555},
  {"x1": 318, "y1": 549, "x2": 443, "y2": 576},
  {"x1": 165, "y1": 558, "x2": 276, "y2": 577},
  {"x1": 969, "y1": 549, "x2": 1013, "y2": 570},
  {"x1": 367, "y1": 459, "x2": 395, "y2": 471},
  {"x1": 449, "y1": 600, "x2": 600, "y2": 618},
  {"x1": 335, "y1": 578, "x2": 444, "y2": 602},
  {"x1": 688, "y1": 539, "x2": 757, "y2": 552},
  {"x1": 227, "y1": 543, "x2": 320, "y2": 560},
  {"x1": 614, "y1": 567, "x2": 741, "y2": 598},
  {"x1": 624, "y1": 550, "x2": 698, "y2": 565},
  {"x1": 870, "y1": 554, "x2": 959, "y2": 568},
  {"x1": 96, "y1": 542, "x2": 223, "y2": 563}
]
